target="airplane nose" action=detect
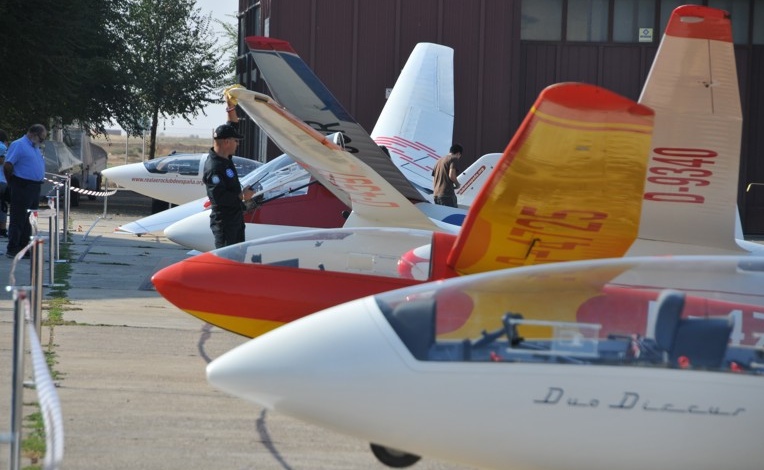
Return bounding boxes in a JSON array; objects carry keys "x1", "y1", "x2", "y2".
[
  {"x1": 206, "y1": 296, "x2": 392, "y2": 411},
  {"x1": 151, "y1": 262, "x2": 181, "y2": 296},
  {"x1": 164, "y1": 211, "x2": 216, "y2": 252},
  {"x1": 101, "y1": 165, "x2": 134, "y2": 187}
]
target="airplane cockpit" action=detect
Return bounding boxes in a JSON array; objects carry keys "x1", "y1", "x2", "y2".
[
  {"x1": 374, "y1": 256, "x2": 764, "y2": 375},
  {"x1": 212, "y1": 227, "x2": 435, "y2": 280},
  {"x1": 144, "y1": 153, "x2": 261, "y2": 178},
  {"x1": 239, "y1": 154, "x2": 311, "y2": 201}
]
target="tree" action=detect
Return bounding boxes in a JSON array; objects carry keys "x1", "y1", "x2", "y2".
[
  {"x1": 216, "y1": 14, "x2": 239, "y2": 85},
  {"x1": 0, "y1": 0, "x2": 130, "y2": 136},
  {"x1": 119, "y1": 0, "x2": 227, "y2": 159}
]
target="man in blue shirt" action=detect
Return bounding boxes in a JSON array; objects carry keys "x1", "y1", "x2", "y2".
[{"x1": 3, "y1": 124, "x2": 47, "y2": 258}]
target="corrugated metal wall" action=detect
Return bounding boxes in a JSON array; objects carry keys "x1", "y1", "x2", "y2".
[{"x1": 240, "y1": 0, "x2": 764, "y2": 234}]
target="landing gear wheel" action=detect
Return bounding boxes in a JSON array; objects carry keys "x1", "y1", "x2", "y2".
[{"x1": 370, "y1": 443, "x2": 421, "y2": 468}]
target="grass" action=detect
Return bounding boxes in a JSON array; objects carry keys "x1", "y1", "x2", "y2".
[{"x1": 21, "y1": 410, "x2": 45, "y2": 468}]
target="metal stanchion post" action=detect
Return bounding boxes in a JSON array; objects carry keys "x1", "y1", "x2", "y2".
[
  {"x1": 53, "y1": 187, "x2": 61, "y2": 256},
  {"x1": 44, "y1": 204, "x2": 65, "y2": 288},
  {"x1": 63, "y1": 176, "x2": 71, "y2": 242},
  {"x1": 10, "y1": 287, "x2": 29, "y2": 470},
  {"x1": 32, "y1": 238, "x2": 44, "y2": 337},
  {"x1": 47, "y1": 210, "x2": 56, "y2": 286}
]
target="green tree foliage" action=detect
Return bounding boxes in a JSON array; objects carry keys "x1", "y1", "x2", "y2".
[
  {"x1": 216, "y1": 14, "x2": 239, "y2": 85},
  {"x1": 120, "y1": 0, "x2": 227, "y2": 159},
  {"x1": 0, "y1": 0, "x2": 130, "y2": 136}
]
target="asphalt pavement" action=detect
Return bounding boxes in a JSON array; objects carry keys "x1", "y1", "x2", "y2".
[{"x1": 0, "y1": 190, "x2": 472, "y2": 470}]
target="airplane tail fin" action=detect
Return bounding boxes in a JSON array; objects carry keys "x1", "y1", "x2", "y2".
[
  {"x1": 448, "y1": 83, "x2": 654, "y2": 274},
  {"x1": 371, "y1": 43, "x2": 455, "y2": 193},
  {"x1": 455, "y1": 153, "x2": 503, "y2": 208},
  {"x1": 628, "y1": 5, "x2": 745, "y2": 255}
]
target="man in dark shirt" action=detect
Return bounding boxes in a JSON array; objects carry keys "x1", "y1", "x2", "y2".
[
  {"x1": 203, "y1": 116, "x2": 255, "y2": 249},
  {"x1": 431, "y1": 144, "x2": 463, "y2": 207}
]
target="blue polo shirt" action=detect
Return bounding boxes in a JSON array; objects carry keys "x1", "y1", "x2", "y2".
[{"x1": 5, "y1": 135, "x2": 45, "y2": 182}]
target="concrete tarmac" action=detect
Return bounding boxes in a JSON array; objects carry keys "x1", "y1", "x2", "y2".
[{"x1": 0, "y1": 191, "x2": 472, "y2": 470}]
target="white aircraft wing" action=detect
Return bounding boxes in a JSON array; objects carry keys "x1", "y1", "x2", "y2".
[
  {"x1": 230, "y1": 88, "x2": 443, "y2": 232},
  {"x1": 370, "y1": 43, "x2": 454, "y2": 193},
  {"x1": 116, "y1": 196, "x2": 209, "y2": 235},
  {"x1": 630, "y1": 5, "x2": 746, "y2": 255},
  {"x1": 244, "y1": 36, "x2": 426, "y2": 203}
]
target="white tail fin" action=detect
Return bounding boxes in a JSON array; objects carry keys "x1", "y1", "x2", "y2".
[
  {"x1": 371, "y1": 43, "x2": 455, "y2": 194},
  {"x1": 455, "y1": 153, "x2": 502, "y2": 208},
  {"x1": 629, "y1": 6, "x2": 745, "y2": 255}
]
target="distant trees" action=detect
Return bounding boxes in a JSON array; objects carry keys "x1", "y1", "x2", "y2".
[
  {"x1": 119, "y1": 0, "x2": 228, "y2": 159},
  {"x1": 0, "y1": 0, "x2": 130, "y2": 136},
  {"x1": 0, "y1": 0, "x2": 234, "y2": 159}
]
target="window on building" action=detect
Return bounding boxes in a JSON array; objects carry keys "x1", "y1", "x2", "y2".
[
  {"x1": 755, "y1": 0, "x2": 764, "y2": 44},
  {"x1": 613, "y1": 0, "x2": 656, "y2": 42},
  {"x1": 521, "y1": 0, "x2": 563, "y2": 40},
  {"x1": 567, "y1": 0, "x2": 609, "y2": 41},
  {"x1": 709, "y1": 0, "x2": 750, "y2": 43}
]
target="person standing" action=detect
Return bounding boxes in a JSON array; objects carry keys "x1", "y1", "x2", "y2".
[
  {"x1": 0, "y1": 129, "x2": 9, "y2": 238},
  {"x1": 202, "y1": 91, "x2": 255, "y2": 249},
  {"x1": 431, "y1": 144, "x2": 463, "y2": 207},
  {"x1": 4, "y1": 124, "x2": 47, "y2": 258}
]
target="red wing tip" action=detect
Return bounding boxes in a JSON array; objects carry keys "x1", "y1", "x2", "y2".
[
  {"x1": 540, "y1": 83, "x2": 652, "y2": 116},
  {"x1": 665, "y1": 6, "x2": 732, "y2": 42},
  {"x1": 244, "y1": 36, "x2": 297, "y2": 53}
]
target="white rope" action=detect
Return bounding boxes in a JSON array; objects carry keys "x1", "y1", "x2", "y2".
[
  {"x1": 23, "y1": 299, "x2": 65, "y2": 470},
  {"x1": 43, "y1": 177, "x2": 117, "y2": 197},
  {"x1": 70, "y1": 186, "x2": 118, "y2": 197}
]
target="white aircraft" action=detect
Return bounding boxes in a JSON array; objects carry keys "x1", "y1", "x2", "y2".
[
  {"x1": 161, "y1": 41, "x2": 487, "y2": 252},
  {"x1": 101, "y1": 152, "x2": 262, "y2": 206},
  {"x1": 120, "y1": 40, "x2": 503, "y2": 246},
  {"x1": 153, "y1": 5, "x2": 763, "y2": 339},
  {"x1": 197, "y1": 7, "x2": 764, "y2": 468},
  {"x1": 116, "y1": 153, "x2": 309, "y2": 235},
  {"x1": 206, "y1": 254, "x2": 764, "y2": 470},
  {"x1": 152, "y1": 81, "x2": 656, "y2": 337}
]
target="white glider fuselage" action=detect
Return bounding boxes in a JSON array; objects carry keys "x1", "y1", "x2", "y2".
[{"x1": 208, "y1": 255, "x2": 764, "y2": 470}]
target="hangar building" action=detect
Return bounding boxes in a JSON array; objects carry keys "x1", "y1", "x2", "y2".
[{"x1": 234, "y1": 0, "x2": 764, "y2": 233}]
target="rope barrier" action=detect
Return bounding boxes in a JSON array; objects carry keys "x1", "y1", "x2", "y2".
[
  {"x1": 5, "y1": 217, "x2": 65, "y2": 470},
  {"x1": 24, "y1": 301, "x2": 65, "y2": 470},
  {"x1": 43, "y1": 177, "x2": 118, "y2": 197}
]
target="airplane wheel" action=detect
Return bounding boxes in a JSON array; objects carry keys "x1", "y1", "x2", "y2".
[{"x1": 370, "y1": 443, "x2": 421, "y2": 468}]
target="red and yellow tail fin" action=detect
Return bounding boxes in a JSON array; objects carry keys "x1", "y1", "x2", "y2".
[{"x1": 449, "y1": 83, "x2": 654, "y2": 275}]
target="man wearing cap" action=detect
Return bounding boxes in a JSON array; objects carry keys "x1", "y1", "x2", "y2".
[{"x1": 203, "y1": 96, "x2": 255, "y2": 249}]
